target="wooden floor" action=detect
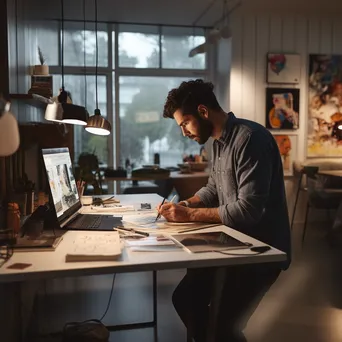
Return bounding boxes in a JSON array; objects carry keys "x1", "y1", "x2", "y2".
[{"x1": 29, "y1": 221, "x2": 342, "y2": 342}]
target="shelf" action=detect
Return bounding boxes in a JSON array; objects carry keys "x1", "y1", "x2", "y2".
[{"x1": 9, "y1": 93, "x2": 52, "y2": 110}]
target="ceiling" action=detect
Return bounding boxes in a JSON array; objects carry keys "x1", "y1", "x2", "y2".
[{"x1": 28, "y1": 0, "x2": 342, "y2": 27}]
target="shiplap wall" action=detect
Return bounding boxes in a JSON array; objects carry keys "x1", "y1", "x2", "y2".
[
  {"x1": 229, "y1": 14, "x2": 342, "y2": 162},
  {"x1": 224, "y1": 14, "x2": 342, "y2": 223}
]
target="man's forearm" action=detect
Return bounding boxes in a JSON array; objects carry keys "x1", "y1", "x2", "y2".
[{"x1": 188, "y1": 207, "x2": 222, "y2": 223}]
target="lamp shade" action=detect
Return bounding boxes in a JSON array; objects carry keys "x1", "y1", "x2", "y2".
[
  {"x1": 85, "y1": 109, "x2": 111, "y2": 136},
  {"x1": 0, "y1": 105, "x2": 20, "y2": 156},
  {"x1": 45, "y1": 102, "x2": 88, "y2": 125}
]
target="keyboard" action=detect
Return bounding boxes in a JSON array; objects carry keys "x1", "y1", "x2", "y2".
[{"x1": 67, "y1": 214, "x2": 103, "y2": 230}]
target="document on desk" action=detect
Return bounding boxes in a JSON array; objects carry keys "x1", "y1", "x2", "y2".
[
  {"x1": 65, "y1": 231, "x2": 122, "y2": 262},
  {"x1": 125, "y1": 235, "x2": 181, "y2": 252},
  {"x1": 122, "y1": 211, "x2": 165, "y2": 228},
  {"x1": 122, "y1": 212, "x2": 220, "y2": 233}
]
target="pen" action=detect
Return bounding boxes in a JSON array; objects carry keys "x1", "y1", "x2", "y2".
[
  {"x1": 155, "y1": 195, "x2": 177, "y2": 222},
  {"x1": 115, "y1": 226, "x2": 150, "y2": 237}
]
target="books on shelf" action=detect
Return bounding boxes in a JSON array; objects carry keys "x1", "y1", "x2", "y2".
[{"x1": 65, "y1": 231, "x2": 122, "y2": 262}]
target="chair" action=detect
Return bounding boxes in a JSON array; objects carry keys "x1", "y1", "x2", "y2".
[{"x1": 291, "y1": 165, "x2": 342, "y2": 246}]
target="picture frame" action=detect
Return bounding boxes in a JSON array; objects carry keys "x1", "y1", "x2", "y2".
[
  {"x1": 267, "y1": 53, "x2": 301, "y2": 84},
  {"x1": 272, "y1": 134, "x2": 297, "y2": 176},
  {"x1": 266, "y1": 87, "x2": 300, "y2": 130},
  {"x1": 307, "y1": 54, "x2": 342, "y2": 157}
]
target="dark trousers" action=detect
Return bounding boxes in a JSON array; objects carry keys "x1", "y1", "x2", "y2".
[{"x1": 172, "y1": 264, "x2": 281, "y2": 342}]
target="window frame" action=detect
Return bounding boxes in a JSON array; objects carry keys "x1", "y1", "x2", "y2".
[{"x1": 48, "y1": 21, "x2": 214, "y2": 193}]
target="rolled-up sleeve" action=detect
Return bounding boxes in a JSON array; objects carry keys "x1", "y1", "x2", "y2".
[
  {"x1": 195, "y1": 173, "x2": 218, "y2": 206},
  {"x1": 218, "y1": 132, "x2": 273, "y2": 229}
]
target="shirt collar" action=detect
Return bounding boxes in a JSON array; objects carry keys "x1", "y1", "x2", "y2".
[{"x1": 217, "y1": 112, "x2": 236, "y2": 145}]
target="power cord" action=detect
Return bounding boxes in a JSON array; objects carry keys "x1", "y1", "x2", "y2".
[
  {"x1": 62, "y1": 273, "x2": 116, "y2": 341},
  {"x1": 99, "y1": 273, "x2": 116, "y2": 321}
]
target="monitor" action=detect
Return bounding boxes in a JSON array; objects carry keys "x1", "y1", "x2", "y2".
[{"x1": 42, "y1": 148, "x2": 81, "y2": 223}]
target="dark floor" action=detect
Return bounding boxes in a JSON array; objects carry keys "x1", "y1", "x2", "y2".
[{"x1": 29, "y1": 220, "x2": 342, "y2": 342}]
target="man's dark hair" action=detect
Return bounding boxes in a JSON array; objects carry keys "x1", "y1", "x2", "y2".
[{"x1": 163, "y1": 79, "x2": 221, "y2": 119}]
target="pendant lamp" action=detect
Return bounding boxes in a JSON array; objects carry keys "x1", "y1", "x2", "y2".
[
  {"x1": 44, "y1": 0, "x2": 88, "y2": 125},
  {"x1": 85, "y1": 0, "x2": 111, "y2": 136}
]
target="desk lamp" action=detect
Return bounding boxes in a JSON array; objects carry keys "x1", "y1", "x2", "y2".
[{"x1": 0, "y1": 96, "x2": 19, "y2": 156}]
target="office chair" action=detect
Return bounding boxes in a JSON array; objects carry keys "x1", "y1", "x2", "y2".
[{"x1": 292, "y1": 165, "x2": 342, "y2": 246}]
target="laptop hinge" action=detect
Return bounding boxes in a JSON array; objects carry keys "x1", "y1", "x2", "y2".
[{"x1": 60, "y1": 211, "x2": 80, "y2": 228}]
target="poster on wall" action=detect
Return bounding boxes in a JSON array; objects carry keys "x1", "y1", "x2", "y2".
[
  {"x1": 267, "y1": 53, "x2": 301, "y2": 84},
  {"x1": 266, "y1": 87, "x2": 299, "y2": 130},
  {"x1": 273, "y1": 134, "x2": 297, "y2": 176},
  {"x1": 308, "y1": 54, "x2": 342, "y2": 157}
]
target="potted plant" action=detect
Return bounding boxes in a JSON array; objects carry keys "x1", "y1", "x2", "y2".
[{"x1": 34, "y1": 46, "x2": 49, "y2": 75}]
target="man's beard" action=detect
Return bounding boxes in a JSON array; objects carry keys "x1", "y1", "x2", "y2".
[{"x1": 189, "y1": 116, "x2": 213, "y2": 145}]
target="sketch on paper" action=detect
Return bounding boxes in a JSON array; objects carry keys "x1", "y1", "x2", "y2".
[
  {"x1": 266, "y1": 88, "x2": 299, "y2": 130},
  {"x1": 267, "y1": 53, "x2": 301, "y2": 84},
  {"x1": 273, "y1": 134, "x2": 297, "y2": 176},
  {"x1": 308, "y1": 54, "x2": 342, "y2": 157}
]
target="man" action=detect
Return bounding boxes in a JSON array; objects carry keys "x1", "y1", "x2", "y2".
[{"x1": 158, "y1": 79, "x2": 291, "y2": 342}]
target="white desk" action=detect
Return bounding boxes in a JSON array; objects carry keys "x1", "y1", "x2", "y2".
[{"x1": 0, "y1": 194, "x2": 286, "y2": 342}]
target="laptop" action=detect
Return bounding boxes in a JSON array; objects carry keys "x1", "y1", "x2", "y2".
[{"x1": 42, "y1": 147, "x2": 122, "y2": 231}]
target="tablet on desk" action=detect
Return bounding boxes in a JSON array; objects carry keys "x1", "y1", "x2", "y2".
[{"x1": 170, "y1": 231, "x2": 251, "y2": 253}]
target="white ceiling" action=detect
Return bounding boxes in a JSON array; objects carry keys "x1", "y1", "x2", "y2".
[{"x1": 27, "y1": 0, "x2": 342, "y2": 26}]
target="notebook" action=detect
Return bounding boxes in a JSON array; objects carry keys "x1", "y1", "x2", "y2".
[
  {"x1": 13, "y1": 235, "x2": 63, "y2": 252},
  {"x1": 42, "y1": 147, "x2": 121, "y2": 231},
  {"x1": 65, "y1": 231, "x2": 122, "y2": 262},
  {"x1": 170, "y1": 231, "x2": 251, "y2": 253}
]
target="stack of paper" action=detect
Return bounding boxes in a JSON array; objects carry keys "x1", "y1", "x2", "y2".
[
  {"x1": 125, "y1": 235, "x2": 181, "y2": 252},
  {"x1": 65, "y1": 231, "x2": 122, "y2": 262}
]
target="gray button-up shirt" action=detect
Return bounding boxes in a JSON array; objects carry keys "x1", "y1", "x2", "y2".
[{"x1": 196, "y1": 113, "x2": 291, "y2": 269}]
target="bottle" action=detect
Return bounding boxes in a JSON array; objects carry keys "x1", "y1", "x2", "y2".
[{"x1": 7, "y1": 202, "x2": 21, "y2": 236}]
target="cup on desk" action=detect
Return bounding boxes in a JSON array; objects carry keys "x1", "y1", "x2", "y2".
[{"x1": 81, "y1": 196, "x2": 93, "y2": 206}]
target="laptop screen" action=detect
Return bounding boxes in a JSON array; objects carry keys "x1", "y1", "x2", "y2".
[{"x1": 42, "y1": 148, "x2": 81, "y2": 223}]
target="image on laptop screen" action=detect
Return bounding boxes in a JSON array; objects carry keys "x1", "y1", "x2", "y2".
[{"x1": 42, "y1": 148, "x2": 79, "y2": 218}]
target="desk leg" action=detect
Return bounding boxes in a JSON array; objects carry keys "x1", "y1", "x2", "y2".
[
  {"x1": 206, "y1": 267, "x2": 226, "y2": 342},
  {"x1": 152, "y1": 270, "x2": 158, "y2": 341}
]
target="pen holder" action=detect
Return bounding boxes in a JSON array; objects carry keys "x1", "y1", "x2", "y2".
[{"x1": 81, "y1": 196, "x2": 93, "y2": 206}]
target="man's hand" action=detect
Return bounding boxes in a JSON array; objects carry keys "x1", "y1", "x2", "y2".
[{"x1": 159, "y1": 203, "x2": 191, "y2": 222}]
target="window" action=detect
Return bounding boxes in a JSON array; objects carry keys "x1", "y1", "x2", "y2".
[
  {"x1": 119, "y1": 76, "x2": 201, "y2": 168},
  {"x1": 161, "y1": 27, "x2": 206, "y2": 69},
  {"x1": 34, "y1": 21, "x2": 59, "y2": 66},
  {"x1": 52, "y1": 75, "x2": 109, "y2": 166},
  {"x1": 64, "y1": 22, "x2": 108, "y2": 67},
  {"x1": 32, "y1": 21, "x2": 210, "y2": 180},
  {"x1": 118, "y1": 24, "x2": 159, "y2": 68}
]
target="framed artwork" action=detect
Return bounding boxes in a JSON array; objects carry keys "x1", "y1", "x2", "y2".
[
  {"x1": 266, "y1": 87, "x2": 300, "y2": 130},
  {"x1": 308, "y1": 54, "x2": 342, "y2": 157},
  {"x1": 273, "y1": 134, "x2": 297, "y2": 176},
  {"x1": 267, "y1": 53, "x2": 301, "y2": 84}
]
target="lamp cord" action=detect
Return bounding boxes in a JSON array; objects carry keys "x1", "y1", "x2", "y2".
[
  {"x1": 95, "y1": 0, "x2": 98, "y2": 110},
  {"x1": 61, "y1": 0, "x2": 64, "y2": 89},
  {"x1": 83, "y1": 0, "x2": 87, "y2": 107}
]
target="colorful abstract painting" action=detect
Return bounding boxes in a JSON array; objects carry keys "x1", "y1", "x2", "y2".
[
  {"x1": 308, "y1": 55, "x2": 342, "y2": 157},
  {"x1": 273, "y1": 134, "x2": 297, "y2": 176},
  {"x1": 266, "y1": 87, "x2": 299, "y2": 130},
  {"x1": 267, "y1": 53, "x2": 301, "y2": 84}
]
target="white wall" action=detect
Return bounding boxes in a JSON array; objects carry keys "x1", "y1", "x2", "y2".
[
  {"x1": 229, "y1": 14, "x2": 342, "y2": 162},
  {"x1": 218, "y1": 14, "x2": 342, "y2": 224}
]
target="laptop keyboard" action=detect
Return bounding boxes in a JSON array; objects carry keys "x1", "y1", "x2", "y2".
[{"x1": 67, "y1": 214, "x2": 103, "y2": 230}]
